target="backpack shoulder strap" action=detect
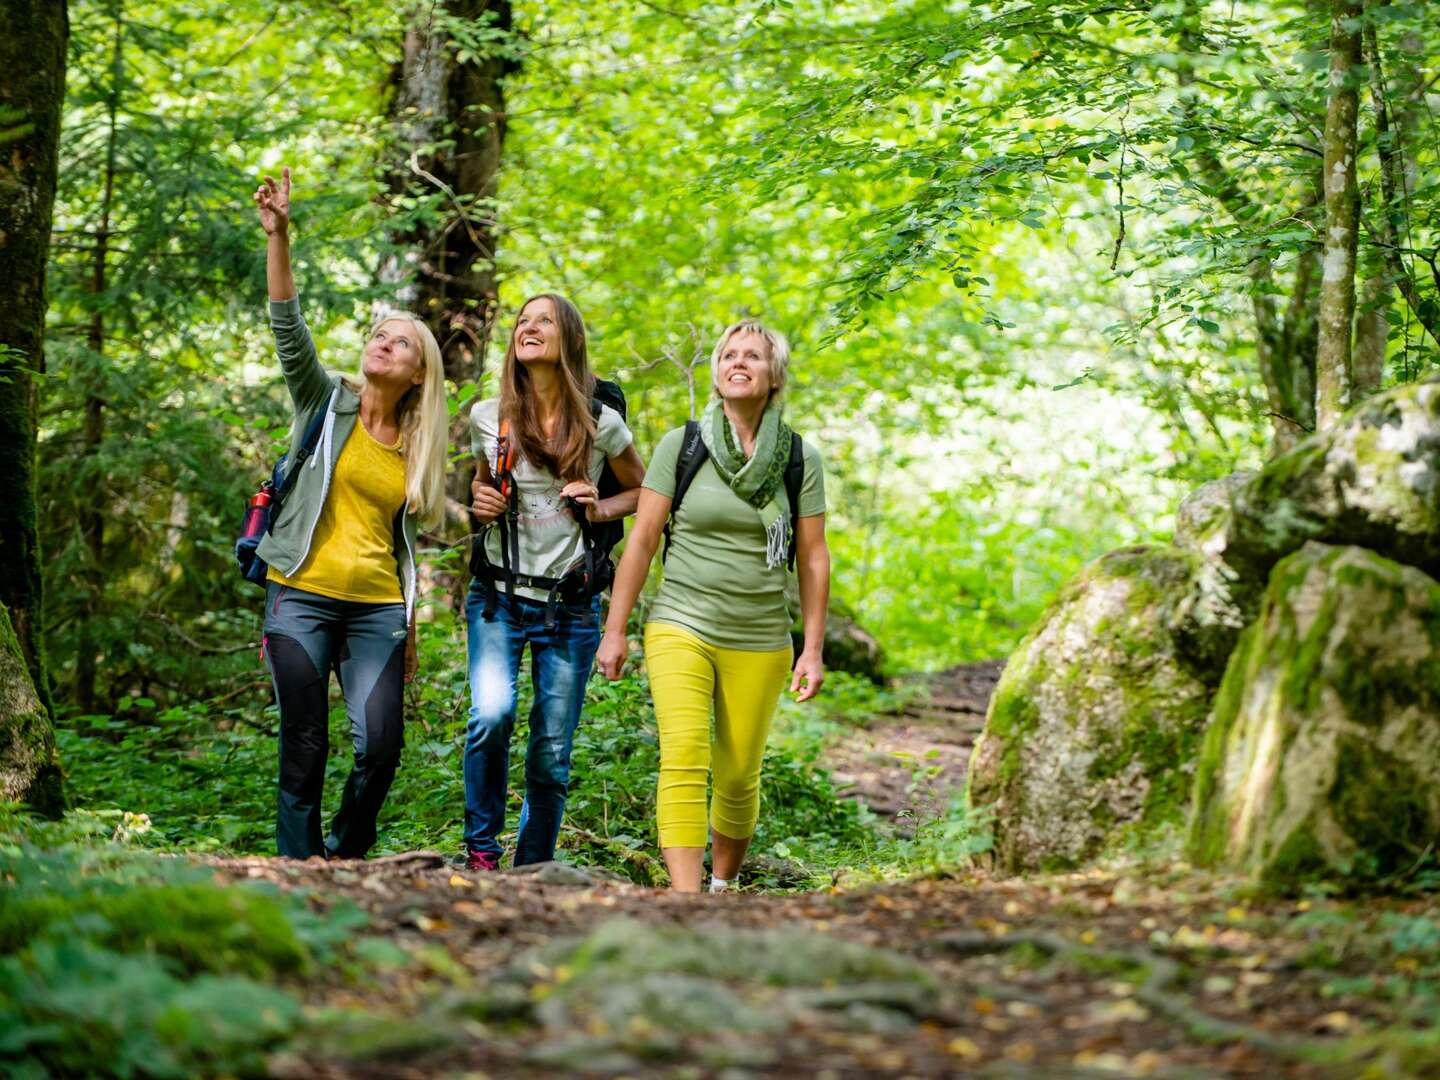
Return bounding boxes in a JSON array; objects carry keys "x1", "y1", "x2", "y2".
[
  {"x1": 663, "y1": 421, "x2": 707, "y2": 561},
  {"x1": 276, "y1": 394, "x2": 332, "y2": 503},
  {"x1": 784, "y1": 431, "x2": 804, "y2": 571}
]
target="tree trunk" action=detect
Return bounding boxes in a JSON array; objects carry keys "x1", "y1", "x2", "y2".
[
  {"x1": 1352, "y1": 271, "x2": 1388, "y2": 395},
  {"x1": 382, "y1": 1, "x2": 515, "y2": 606},
  {"x1": 1315, "y1": 0, "x2": 1363, "y2": 430},
  {"x1": 383, "y1": 1, "x2": 513, "y2": 386},
  {"x1": 1362, "y1": 2, "x2": 1438, "y2": 355},
  {"x1": 74, "y1": 13, "x2": 123, "y2": 715},
  {"x1": 0, "y1": 0, "x2": 66, "y2": 812}
]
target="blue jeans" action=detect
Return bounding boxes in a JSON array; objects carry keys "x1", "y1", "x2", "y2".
[{"x1": 463, "y1": 585, "x2": 601, "y2": 864}]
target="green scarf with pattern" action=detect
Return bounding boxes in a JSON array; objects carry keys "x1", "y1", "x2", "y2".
[{"x1": 699, "y1": 398, "x2": 793, "y2": 569}]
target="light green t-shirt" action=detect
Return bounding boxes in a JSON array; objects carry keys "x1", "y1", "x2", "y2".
[{"x1": 643, "y1": 425, "x2": 826, "y2": 651}]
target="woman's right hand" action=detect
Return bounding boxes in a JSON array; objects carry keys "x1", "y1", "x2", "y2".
[
  {"x1": 254, "y1": 166, "x2": 291, "y2": 236},
  {"x1": 595, "y1": 629, "x2": 628, "y2": 680},
  {"x1": 471, "y1": 475, "x2": 508, "y2": 524}
]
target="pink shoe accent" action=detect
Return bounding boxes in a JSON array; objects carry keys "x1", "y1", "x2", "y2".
[{"x1": 466, "y1": 850, "x2": 499, "y2": 872}]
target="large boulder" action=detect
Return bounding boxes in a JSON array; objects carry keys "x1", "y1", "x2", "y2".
[
  {"x1": 1187, "y1": 543, "x2": 1440, "y2": 887},
  {"x1": 1220, "y1": 378, "x2": 1440, "y2": 582},
  {"x1": 1170, "y1": 471, "x2": 1263, "y2": 676},
  {"x1": 968, "y1": 546, "x2": 1214, "y2": 871}
]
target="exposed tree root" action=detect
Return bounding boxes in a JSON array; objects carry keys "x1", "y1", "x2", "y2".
[{"x1": 934, "y1": 930, "x2": 1334, "y2": 1061}]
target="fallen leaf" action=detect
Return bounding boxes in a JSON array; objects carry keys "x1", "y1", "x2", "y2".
[
  {"x1": 1004, "y1": 1041, "x2": 1037, "y2": 1063},
  {"x1": 947, "y1": 1036, "x2": 982, "y2": 1061},
  {"x1": 1314, "y1": 1011, "x2": 1355, "y2": 1033}
]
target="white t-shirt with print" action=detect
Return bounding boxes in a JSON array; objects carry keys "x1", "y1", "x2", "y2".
[{"x1": 469, "y1": 397, "x2": 633, "y2": 602}]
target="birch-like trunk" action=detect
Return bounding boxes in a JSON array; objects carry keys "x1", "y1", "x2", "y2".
[{"x1": 1315, "y1": 0, "x2": 1363, "y2": 430}]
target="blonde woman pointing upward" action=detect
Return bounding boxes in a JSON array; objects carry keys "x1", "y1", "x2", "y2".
[
  {"x1": 253, "y1": 167, "x2": 448, "y2": 859},
  {"x1": 596, "y1": 320, "x2": 830, "y2": 893}
]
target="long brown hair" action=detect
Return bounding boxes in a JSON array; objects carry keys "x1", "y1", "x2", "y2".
[{"x1": 499, "y1": 294, "x2": 596, "y2": 482}]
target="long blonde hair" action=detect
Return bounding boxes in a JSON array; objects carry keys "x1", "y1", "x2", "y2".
[
  {"x1": 350, "y1": 312, "x2": 448, "y2": 528},
  {"x1": 498, "y1": 294, "x2": 596, "y2": 482}
]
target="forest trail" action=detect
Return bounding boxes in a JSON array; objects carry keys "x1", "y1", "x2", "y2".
[
  {"x1": 822, "y1": 660, "x2": 1003, "y2": 825},
  {"x1": 213, "y1": 848, "x2": 1419, "y2": 1079},
  {"x1": 209, "y1": 662, "x2": 1420, "y2": 1080}
]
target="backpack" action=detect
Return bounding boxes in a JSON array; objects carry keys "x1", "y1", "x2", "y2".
[
  {"x1": 469, "y1": 378, "x2": 628, "y2": 628},
  {"x1": 663, "y1": 420, "x2": 806, "y2": 570},
  {"x1": 234, "y1": 405, "x2": 329, "y2": 587}
]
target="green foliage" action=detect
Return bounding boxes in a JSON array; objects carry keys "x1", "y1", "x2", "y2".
[
  {"x1": 0, "y1": 808, "x2": 368, "y2": 1077},
  {"x1": 58, "y1": 615, "x2": 918, "y2": 886}
]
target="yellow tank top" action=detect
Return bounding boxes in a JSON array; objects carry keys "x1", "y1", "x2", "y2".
[{"x1": 269, "y1": 422, "x2": 407, "y2": 603}]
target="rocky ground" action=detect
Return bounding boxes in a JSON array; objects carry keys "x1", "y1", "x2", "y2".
[
  {"x1": 218, "y1": 851, "x2": 1437, "y2": 1079},
  {"x1": 196, "y1": 664, "x2": 1437, "y2": 1079}
]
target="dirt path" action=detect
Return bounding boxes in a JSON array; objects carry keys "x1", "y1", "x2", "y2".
[
  {"x1": 210, "y1": 849, "x2": 1434, "y2": 1079},
  {"x1": 199, "y1": 664, "x2": 1434, "y2": 1077},
  {"x1": 822, "y1": 661, "x2": 1002, "y2": 827}
]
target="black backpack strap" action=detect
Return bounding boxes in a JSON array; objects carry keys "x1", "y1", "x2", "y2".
[
  {"x1": 784, "y1": 432, "x2": 804, "y2": 572},
  {"x1": 663, "y1": 421, "x2": 707, "y2": 562},
  {"x1": 477, "y1": 418, "x2": 519, "y2": 621}
]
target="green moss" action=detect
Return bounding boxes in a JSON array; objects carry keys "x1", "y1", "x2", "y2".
[
  {"x1": 0, "y1": 603, "x2": 62, "y2": 813},
  {"x1": 1327, "y1": 736, "x2": 1435, "y2": 879},
  {"x1": 1263, "y1": 820, "x2": 1330, "y2": 886},
  {"x1": 0, "y1": 874, "x2": 314, "y2": 979}
]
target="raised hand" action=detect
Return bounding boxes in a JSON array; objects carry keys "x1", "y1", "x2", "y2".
[{"x1": 254, "y1": 166, "x2": 291, "y2": 235}]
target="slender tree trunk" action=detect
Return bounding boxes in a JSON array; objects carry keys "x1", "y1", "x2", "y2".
[
  {"x1": 1176, "y1": 1, "x2": 1321, "y2": 453},
  {"x1": 75, "y1": 13, "x2": 123, "y2": 715},
  {"x1": 1362, "y1": 2, "x2": 1437, "y2": 356},
  {"x1": 1315, "y1": 0, "x2": 1363, "y2": 430},
  {"x1": 1352, "y1": 271, "x2": 1388, "y2": 395},
  {"x1": 0, "y1": 0, "x2": 67, "y2": 812}
]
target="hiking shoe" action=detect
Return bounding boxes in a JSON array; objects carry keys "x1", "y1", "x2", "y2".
[{"x1": 465, "y1": 850, "x2": 500, "y2": 872}]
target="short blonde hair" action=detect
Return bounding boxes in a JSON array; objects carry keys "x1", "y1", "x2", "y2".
[{"x1": 710, "y1": 319, "x2": 790, "y2": 400}]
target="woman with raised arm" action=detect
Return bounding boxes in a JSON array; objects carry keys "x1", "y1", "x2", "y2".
[
  {"x1": 462, "y1": 294, "x2": 646, "y2": 872},
  {"x1": 253, "y1": 167, "x2": 448, "y2": 859},
  {"x1": 595, "y1": 320, "x2": 830, "y2": 893}
]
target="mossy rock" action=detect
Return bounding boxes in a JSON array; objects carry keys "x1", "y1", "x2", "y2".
[
  {"x1": 0, "y1": 602, "x2": 62, "y2": 812},
  {"x1": 457, "y1": 917, "x2": 940, "y2": 1065},
  {"x1": 789, "y1": 593, "x2": 886, "y2": 684},
  {"x1": 1168, "y1": 471, "x2": 1264, "y2": 676},
  {"x1": 1173, "y1": 471, "x2": 1256, "y2": 551},
  {"x1": 967, "y1": 546, "x2": 1215, "y2": 872},
  {"x1": 1187, "y1": 543, "x2": 1440, "y2": 888},
  {"x1": 1219, "y1": 378, "x2": 1440, "y2": 583}
]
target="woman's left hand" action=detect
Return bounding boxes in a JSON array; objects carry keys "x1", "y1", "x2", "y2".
[
  {"x1": 561, "y1": 480, "x2": 602, "y2": 521},
  {"x1": 404, "y1": 627, "x2": 418, "y2": 685},
  {"x1": 791, "y1": 649, "x2": 824, "y2": 702}
]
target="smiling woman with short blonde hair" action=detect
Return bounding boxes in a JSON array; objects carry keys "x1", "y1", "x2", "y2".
[{"x1": 597, "y1": 319, "x2": 832, "y2": 893}]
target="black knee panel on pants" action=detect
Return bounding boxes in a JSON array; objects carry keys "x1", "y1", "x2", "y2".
[{"x1": 268, "y1": 632, "x2": 330, "y2": 796}]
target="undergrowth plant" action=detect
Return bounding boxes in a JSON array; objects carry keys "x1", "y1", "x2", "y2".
[
  {"x1": 0, "y1": 808, "x2": 368, "y2": 1078},
  {"x1": 56, "y1": 616, "x2": 992, "y2": 888}
]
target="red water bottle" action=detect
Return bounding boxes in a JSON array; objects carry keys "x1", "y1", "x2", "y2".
[{"x1": 241, "y1": 484, "x2": 273, "y2": 540}]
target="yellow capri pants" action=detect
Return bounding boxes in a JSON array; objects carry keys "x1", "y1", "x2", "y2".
[{"x1": 644, "y1": 622, "x2": 793, "y2": 849}]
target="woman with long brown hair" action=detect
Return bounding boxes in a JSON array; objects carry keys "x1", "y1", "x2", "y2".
[{"x1": 462, "y1": 294, "x2": 646, "y2": 870}]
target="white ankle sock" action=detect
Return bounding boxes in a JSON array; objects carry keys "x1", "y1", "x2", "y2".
[{"x1": 708, "y1": 875, "x2": 733, "y2": 893}]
